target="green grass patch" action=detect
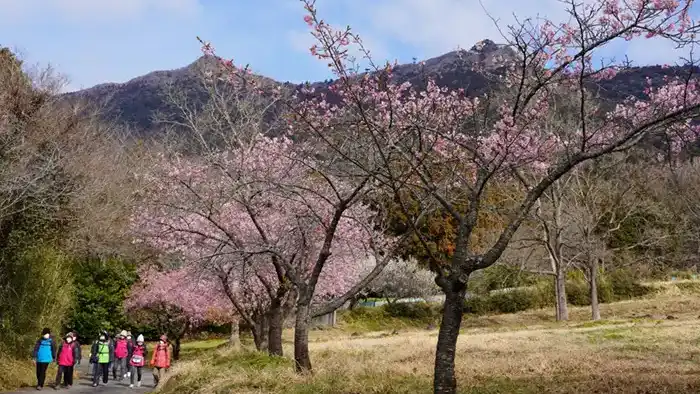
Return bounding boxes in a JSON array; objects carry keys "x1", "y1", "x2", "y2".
[
  {"x1": 179, "y1": 339, "x2": 228, "y2": 359},
  {"x1": 586, "y1": 326, "x2": 642, "y2": 343},
  {"x1": 337, "y1": 305, "x2": 436, "y2": 333}
]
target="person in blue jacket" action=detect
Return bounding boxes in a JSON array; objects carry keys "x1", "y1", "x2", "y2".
[{"x1": 32, "y1": 328, "x2": 56, "y2": 390}]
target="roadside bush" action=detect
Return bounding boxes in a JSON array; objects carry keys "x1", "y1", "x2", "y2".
[
  {"x1": 0, "y1": 245, "x2": 75, "y2": 357},
  {"x1": 0, "y1": 351, "x2": 35, "y2": 391}
]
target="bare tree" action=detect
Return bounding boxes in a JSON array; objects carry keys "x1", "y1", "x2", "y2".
[{"x1": 565, "y1": 156, "x2": 671, "y2": 319}]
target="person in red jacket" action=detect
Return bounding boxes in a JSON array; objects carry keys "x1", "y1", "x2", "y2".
[
  {"x1": 128, "y1": 335, "x2": 148, "y2": 388},
  {"x1": 54, "y1": 333, "x2": 80, "y2": 389},
  {"x1": 150, "y1": 335, "x2": 171, "y2": 387}
]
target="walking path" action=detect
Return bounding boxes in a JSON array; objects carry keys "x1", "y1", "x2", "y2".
[{"x1": 9, "y1": 358, "x2": 155, "y2": 393}]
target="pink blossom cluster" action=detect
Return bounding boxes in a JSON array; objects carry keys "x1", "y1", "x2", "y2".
[
  {"x1": 124, "y1": 266, "x2": 234, "y2": 325},
  {"x1": 131, "y1": 133, "x2": 387, "y2": 313},
  {"x1": 283, "y1": 0, "x2": 700, "y2": 185}
]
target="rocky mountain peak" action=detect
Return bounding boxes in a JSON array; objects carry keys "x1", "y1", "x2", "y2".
[{"x1": 470, "y1": 39, "x2": 500, "y2": 53}]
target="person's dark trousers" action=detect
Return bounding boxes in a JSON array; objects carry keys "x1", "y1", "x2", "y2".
[
  {"x1": 54, "y1": 365, "x2": 74, "y2": 387},
  {"x1": 35, "y1": 362, "x2": 49, "y2": 388},
  {"x1": 130, "y1": 366, "x2": 142, "y2": 385},
  {"x1": 113, "y1": 357, "x2": 127, "y2": 380},
  {"x1": 93, "y1": 363, "x2": 109, "y2": 385}
]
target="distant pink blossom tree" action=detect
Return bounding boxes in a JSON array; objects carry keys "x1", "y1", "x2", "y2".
[
  {"x1": 203, "y1": 0, "x2": 700, "y2": 391},
  {"x1": 124, "y1": 266, "x2": 233, "y2": 359}
]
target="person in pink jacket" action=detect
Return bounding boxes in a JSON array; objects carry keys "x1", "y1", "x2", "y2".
[
  {"x1": 54, "y1": 333, "x2": 80, "y2": 389},
  {"x1": 128, "y1": 335, "x2": 148, "y2": 388}
]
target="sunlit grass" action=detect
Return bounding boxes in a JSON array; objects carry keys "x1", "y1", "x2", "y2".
[{"x1": 157, "y1": 281, "x2": 700, "y2": 394}]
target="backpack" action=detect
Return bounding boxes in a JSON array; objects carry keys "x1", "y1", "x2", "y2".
[
  {"x1": 130, "y1": 345, "x2": 145, "y2": 367},
  {"x1": 115, "y1": 339, "x2": 128, "y2": 358}
]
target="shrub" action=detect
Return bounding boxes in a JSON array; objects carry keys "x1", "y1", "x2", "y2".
[
  {"x1": 565, "y1": 277, "x2": 614, "y2": 306},
  {"x1": 607, "y1": 269, "x2": 653, "y2": 299},
  {"x1": 464, "y1": 284, "x2": 553, "y2": 315},
  {"x1": 0, "y1": 351, "x2": 35, "y2": 391},
  {"x1": 469, "y1": 264, "x2": 541, "y2": 295},
  {"x1": 463, "y1": 294, "x2": 493, "y2": 315},
  {"x1": 383, "y1": 302, "x2": 438, "y2": 320},
  {"x1": 667, "y1": 270, "x2": 696, "y2": 280},
  {"x1": 0, "y1": 245, "x2": 75, "y2": 357}
]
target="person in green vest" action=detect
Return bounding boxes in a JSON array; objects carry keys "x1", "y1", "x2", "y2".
[{"x1": 89, "y1": 331, "x2": 114, "y2": 387}]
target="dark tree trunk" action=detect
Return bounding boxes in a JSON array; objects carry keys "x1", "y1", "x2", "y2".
[
  {"x1": 589, "y1": 260, "x2": 601, "y2": 321},
  {"x1": 173, "y1": 336, "x2": 181, "y2": 361},
  {"x1": 433, "y1": 284, "x2": 467, "y2": 394},
  {"x1": 554, "y1": 269, "x2": 569, "y2": 321},
  {"x1": 268, "y1": 301, "x2": 284, "y2": 357},
  {"x1": 293, "y1": 302, "x2": 312, "y2": 373}
]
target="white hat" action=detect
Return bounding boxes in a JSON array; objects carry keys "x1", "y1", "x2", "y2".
[
  {"x1": 137, "y1": 334, "x2": 144, "y2": 342},
  {"x1": 120, "y1": 330, "x2": 127, "y2": 337}
]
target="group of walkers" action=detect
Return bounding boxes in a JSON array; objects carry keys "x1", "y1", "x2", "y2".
[{"x1": 32, "y1": 328, "x2": 171, "y2": 390}]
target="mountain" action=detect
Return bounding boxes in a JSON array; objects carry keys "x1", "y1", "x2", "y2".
[{"x1": 61, "y1": 39, "x2": 691, "y2": 133}]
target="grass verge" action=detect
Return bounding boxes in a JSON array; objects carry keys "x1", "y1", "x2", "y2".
[
  {"x1": 157, "y1": 282, "x2": 700, "y2": 394},
  {"x1": 0, "y1": 353, "x2": 43, "y2": 392}
]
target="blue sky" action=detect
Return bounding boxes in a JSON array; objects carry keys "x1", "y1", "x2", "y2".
[{"x1": 1, "y1": 0, "x2": 697, "y2": 92}]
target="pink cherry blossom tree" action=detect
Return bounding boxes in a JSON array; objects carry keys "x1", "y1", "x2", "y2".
[
  {"x1": 131, "y1": 131, "x2": 398, "y2": 362},
  {"x1": 204, "y1": 0, "x2": 700, "y2": 391},
  {"x1": 124, "y1": 266, "x2": 233, "y2": 360},
  {"x1": 137, "y1": 64, "x2": 405, "y2": 366}
]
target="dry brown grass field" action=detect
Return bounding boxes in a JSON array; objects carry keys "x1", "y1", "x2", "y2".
[{"x1": 159, "y1": 281, "x2": 700, "y2": 394}]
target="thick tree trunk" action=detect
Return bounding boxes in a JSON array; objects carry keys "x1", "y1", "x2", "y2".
[
  {"x1": 589, "y1": 260, "x2": 601, "y2": 321},
  {"x1": 228, "y1": 320, "x2": 240, "y2": 348},
  {"x1": 268, "y1": 301, "x2": 284, "y2": 357},
  {"x1": 433, "y1": 285, "x2": 467, "y2": 394},
  {"x1": 293, "y1": 302, "x2": 312, "y2": 373},
  {"x1": 252, "y1": 314, "x2": 270, "y2": 352},
  {"x1": 554, "y1": 270, "x2": 569, "y2": 321}
]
